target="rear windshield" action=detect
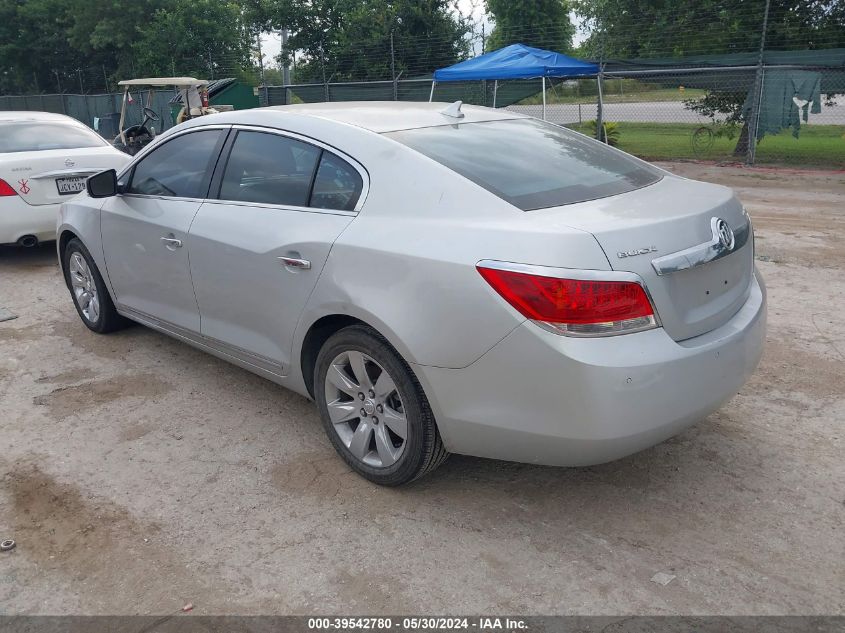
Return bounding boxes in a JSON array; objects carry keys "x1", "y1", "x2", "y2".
[
  {"x1": 0, "y1": 122, "x2": 107, "y2": 153},
  {"x1": 386, "y1": 118, "x2": 661, "y2": 210}
]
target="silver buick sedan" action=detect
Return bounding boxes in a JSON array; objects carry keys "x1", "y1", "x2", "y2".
[{"x1": 58, "y1": 102, "x2": 766, "y2": 485}]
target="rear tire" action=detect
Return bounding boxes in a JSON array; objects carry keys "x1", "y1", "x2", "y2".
[
  {"x1": 314, "y1": 325, "x2": 449, "y2": 486},
  {"x1": 62, "y1": 238, "x2": 129, "y2": 334}
]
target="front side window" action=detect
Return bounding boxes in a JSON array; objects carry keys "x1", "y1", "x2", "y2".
[
  {"x1": 0, "y1": 122, "x2": 107, "y2": 153},
  {"x1": 219, "y1": 131, "x2": 321, "y2": 207},
  {"x1": 127, "y1": 129, "x2": 224, "y2": 198},
  {"x1": 386, "y1": 118, "x2": 662, "y2": 211}
]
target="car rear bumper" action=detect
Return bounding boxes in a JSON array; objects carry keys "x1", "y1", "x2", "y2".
[
  {"x1": 0, "y1": 197, "x2": 59, "y2": 244},
  {"x1": 416, "y1": 269, "x2": 767, "y2": 467}
]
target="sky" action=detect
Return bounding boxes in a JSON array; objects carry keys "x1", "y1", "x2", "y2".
[{"x1": 258, "y1": 1, "x2": 585, "y2": 71}]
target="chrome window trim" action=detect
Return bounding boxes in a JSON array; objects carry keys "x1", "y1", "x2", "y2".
[
  {"x1": 651, "y1": 216, "x2": 751, "y2": 276},
  {"x1": 225, "y1": 124, "x2": 370, "y2": 213},
  {"x1": 199, "y1": 197, "x2": 357, "y2": 217},
  {"x1": 119, "y1": 193, "x2": 207, "y2": 204},
  {"x1": 115, "y1": 123, "x2": 370, "y2": 215},
  {"x1": 476, "y1": 259, "x2": 663, "y2": 336}
]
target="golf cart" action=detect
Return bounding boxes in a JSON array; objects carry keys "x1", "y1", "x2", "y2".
[{"x1": 113, "y1": 77, "x2": 225, "y2": 155}]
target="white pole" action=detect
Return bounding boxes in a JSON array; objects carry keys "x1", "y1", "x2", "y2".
[
  {"x1": 542, "y1": 76, "x2": 546, "y2": 121},
  {"x1": 429, "y1": 80, "x2": 435, "y2": 102},
  {"x1": 493, "y1": 80, "x2": 498, "y2": 108},
  {"x1": 119, "y1": 88, "x2": 128, "y2": 145}
]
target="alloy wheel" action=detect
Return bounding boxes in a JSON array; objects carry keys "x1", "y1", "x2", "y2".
[
  {"x1": 68, "y1": 252, "x2": 100, "y2": 323},
  {"x1": 324, "y1": 350, "x2": 408, "y2": 468}
]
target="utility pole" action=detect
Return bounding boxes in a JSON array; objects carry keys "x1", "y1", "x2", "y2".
[
  {"x1": 256, "y1": 32, "x2": 267, "y2": 105},
  {"x1": 747, "y1": 0, "x2": 772, "y2": 165},
  {"x1": 320, "y1": 42, "x2": 329, "y2": 102},
  {"x1": 595, "y1": 24, "x2": 605, "y2": 142},
  {"x1": 77, "y1": 69, "x2": 84, "y2": 94},
  {"x1": 390, "y1": 30, "x2": 397, "y2": 101},
  {"x1": 281, "y1": 29, "x2": 291, "y2": 86}
]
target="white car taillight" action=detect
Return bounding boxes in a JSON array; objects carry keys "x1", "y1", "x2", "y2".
[{"x1": 477, "y1": 262, "x2": 658, "y2": 337}]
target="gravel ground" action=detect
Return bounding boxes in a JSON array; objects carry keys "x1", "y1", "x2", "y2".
[{"x1": 0, "y1": 162, "x2": 843, "y2": 616}]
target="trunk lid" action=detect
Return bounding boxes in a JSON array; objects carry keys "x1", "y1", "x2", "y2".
[
  {"x1": 532, "y1": 175, "x2": 754, "y2": 341},
  {"x1": 0, "y1": 147, "x2": 127, "y2": 206}
]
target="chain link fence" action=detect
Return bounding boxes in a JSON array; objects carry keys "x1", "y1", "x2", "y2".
[
  {"x1": 505, "y1": 65, "x2": 845, "y2": 169},
  {"x1": 2, "y1": 5, "x2": 844, "y2": 169},
  {"x1": 0, "y1": 90, "x2": 180, "y2": 138},
  {"x1": 256, "y1": 62, "x2": 844, "y2": 169}
]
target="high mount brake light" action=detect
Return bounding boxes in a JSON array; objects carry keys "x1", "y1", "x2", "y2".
[
  {"x1": 0, "y1": 179, "x2": 18, "y2": 197},
  {"x1": 477, "y1": 263, "x2": 658, "y2": 337}
]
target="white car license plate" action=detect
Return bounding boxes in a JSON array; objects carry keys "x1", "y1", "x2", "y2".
[{"x1": 56, "y1": 177, "x2": 86, "y2": 195}]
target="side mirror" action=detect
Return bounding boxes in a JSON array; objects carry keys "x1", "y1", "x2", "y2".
[{"x1": 86, "y1": 169, "x2": 118, "y2": 198}]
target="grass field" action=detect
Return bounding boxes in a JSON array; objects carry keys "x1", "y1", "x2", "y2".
[
  {"x1": 569, "y1": 122, "x2": 845, "y2": 168},
  {"x1": 519, "y1": 87, "x2": 707, "y2": 106}
]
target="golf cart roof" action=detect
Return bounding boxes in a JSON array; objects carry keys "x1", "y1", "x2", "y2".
[{"x1": 118, "y1": 77, "x2": 209, "y2": 88}]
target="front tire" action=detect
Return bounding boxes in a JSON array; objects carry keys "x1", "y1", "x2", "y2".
[
  {"x1": 314, "y1": 325, "x2": 448, "y2": 486},
  {"x1": 62, "y1": 238, "x2": 128, "y2": 334}
]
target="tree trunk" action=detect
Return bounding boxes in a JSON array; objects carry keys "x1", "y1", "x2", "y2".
[{"x1": 733, "y1": 120, "x2": 750, "y2": 157}]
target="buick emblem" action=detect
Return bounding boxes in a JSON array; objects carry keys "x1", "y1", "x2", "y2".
[
  {"x1": 715, "y1": 218, "x2": 735, "y2": 251},
  {"x1": 64, "y1": 158, "x2": 75, "y2": 167}
]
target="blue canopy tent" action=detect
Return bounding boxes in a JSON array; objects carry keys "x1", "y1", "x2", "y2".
[{"x1": 431, "y1": 43, "x2": 600, "y2": 120}]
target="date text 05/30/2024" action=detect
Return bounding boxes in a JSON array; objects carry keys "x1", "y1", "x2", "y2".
[{"x1": 307, "y1": 617, "x2": 528, "y2": 630}]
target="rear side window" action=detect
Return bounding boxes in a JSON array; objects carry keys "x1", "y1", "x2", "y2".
[
  {"x1": 128, "y1": 129, "x2": 224, "y2": 198},
  {"x1": 219, "y1": 131, "x2": 321, "y2": 207},
  {"x1": 218, "y1": 131, "x2": 363, "y2": 211},
  {"x1": 0, "y1": 122, "x2": 107, "y2": 153},
  {"x1": 310, "y1": 153, "x2": 363, "y2": 211},
  {"x1": 386, "y1": 118, "x2": 661, "y2": 210}
]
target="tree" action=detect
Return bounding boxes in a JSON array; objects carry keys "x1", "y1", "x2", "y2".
[
  {"x1": 131, "y1": 0, "x2": 253, "y2": 80},
  {"x1": 573, "y1": 0, "x2": 845, "y2": 59},
  {"x1": 0, "y1": 0, "x2": 85, "y2": 93},
  {"x1": 0, "y1": 0, "x2": 263, "y2": 94},
  {"x1": 485, "y1": 0, "x2": 574, "y2": 53},
  {"x1": 267, "y1": 0, "x2": 471, "y2": 82},
  {"x1": 572, "y1": 0, "x2": 845, "y2": 155},
  {"x1": 66, "y1": 0, "x2": 171, "y2": 81}
]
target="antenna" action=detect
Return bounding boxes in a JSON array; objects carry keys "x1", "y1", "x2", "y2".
[{"x1": 440, "y1": 101, "x2": 465, "y2": 119}]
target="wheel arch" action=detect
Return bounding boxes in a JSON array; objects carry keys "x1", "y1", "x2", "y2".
[
  {"x1": 297, "y1": 310, "x2": 423, "y2": 401},
  {"x1": 57, "y1": 229, "x2": 80, "y2": 282}
]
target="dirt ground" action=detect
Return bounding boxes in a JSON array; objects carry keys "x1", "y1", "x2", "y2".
[{"x1": 0, "y1": 162, "x2": 843, "y2": 616}]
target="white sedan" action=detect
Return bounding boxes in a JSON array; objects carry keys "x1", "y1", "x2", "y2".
[{"x1": 0, "y1": 111, "x2": 128, "y2": 247}]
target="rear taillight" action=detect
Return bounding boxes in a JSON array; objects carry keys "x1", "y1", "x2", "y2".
[
  {"x1": 0, "y1": 179, "x2": 17, "y2": 197},
  {"x1": 477, "y1": 262, "x2": 657, "y2": 337}
]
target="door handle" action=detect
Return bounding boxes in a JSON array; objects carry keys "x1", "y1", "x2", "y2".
[
  {"x1": 277, "y1": 256, "x2": 311, "y2": 270},
  {"x1": 160, "y1": 237, "x2": 183, "y2": 249}
]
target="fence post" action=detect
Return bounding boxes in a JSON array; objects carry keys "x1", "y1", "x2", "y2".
[
  {"x1": 595, "y1": 67, "x2": 605, "y2": 141},
  {"x1": 595, "y1": 25, "x2": 606, "y2": 142},
  {"x1": 320, "y1": 44, "x2": 329, "y2": 102},
  {"x1": 390, "y1": 30, "x2": 398, "y2": 101},
  {"x1": 747, "y1": 0, "x2": 771, "y2": 165}
]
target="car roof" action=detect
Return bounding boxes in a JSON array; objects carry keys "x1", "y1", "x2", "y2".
[
  {"x1": 0, "y1": 111, "x2": 86, "y2": 125},
  {"x1": 261, "y1": 101, "x2": 527, "y2": 133},
  {"x1": 119, "y1": 77, "x2": 208, "y2": 87}
]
